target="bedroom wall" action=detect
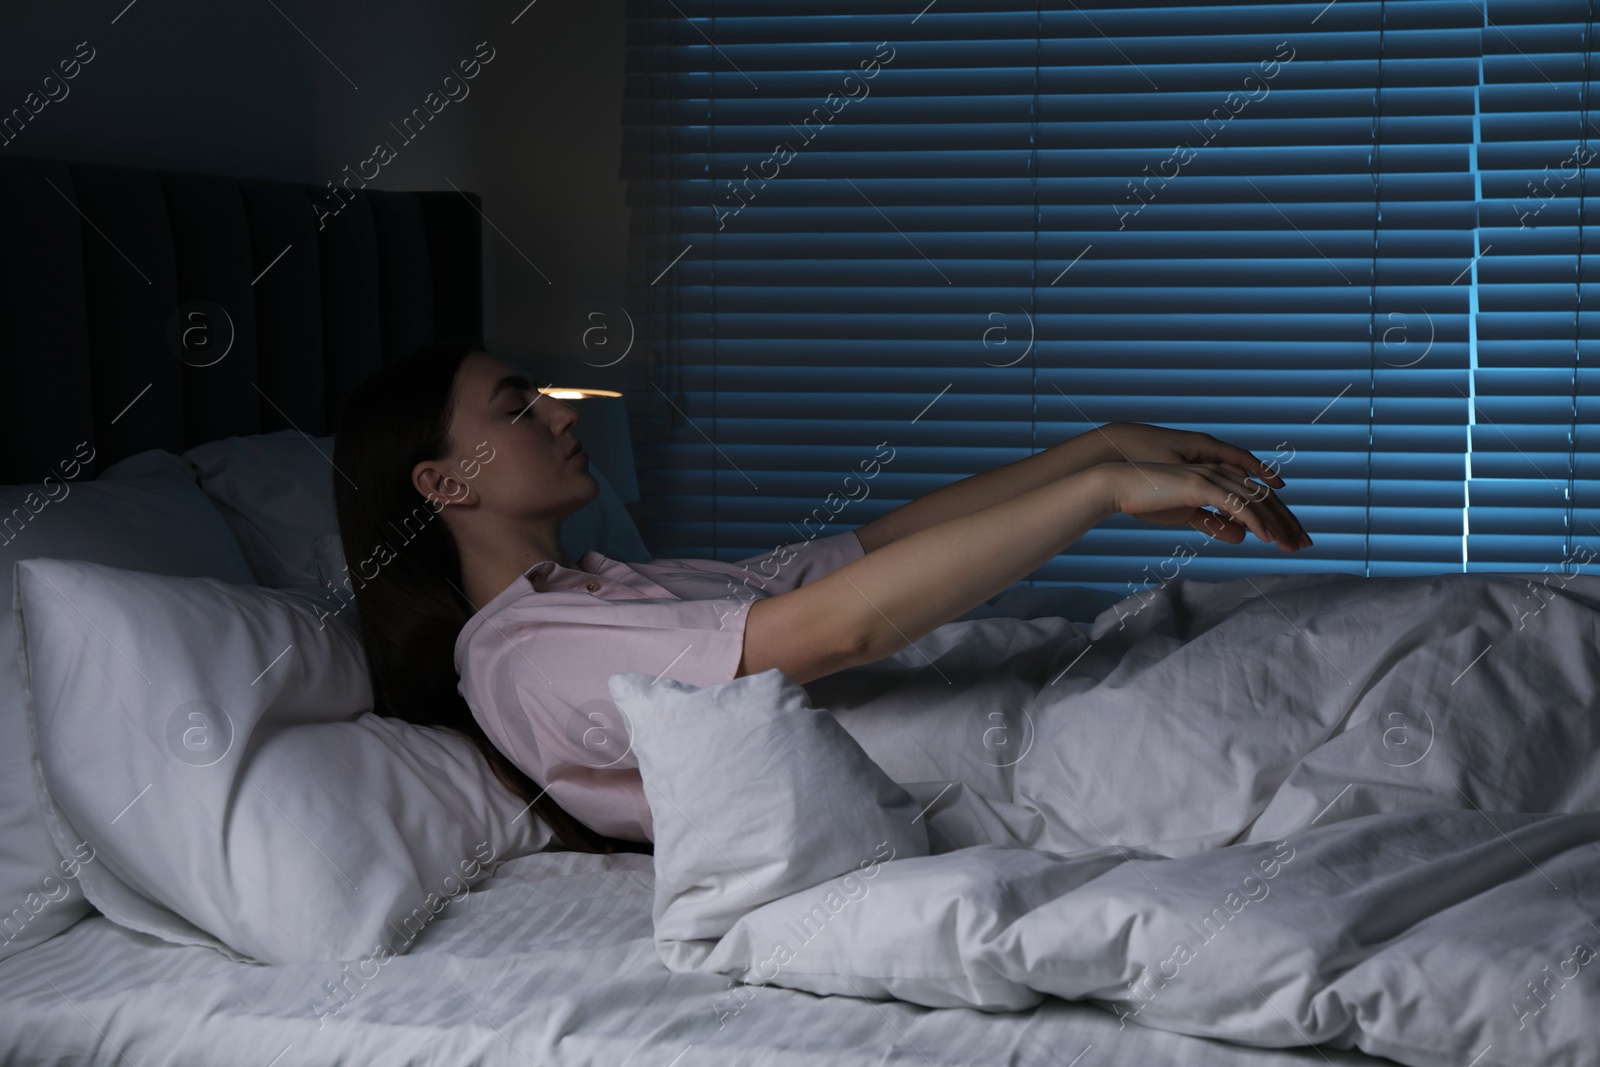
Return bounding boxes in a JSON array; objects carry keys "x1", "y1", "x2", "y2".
[
  {"x1": 0, "y1": 0, "x2": 632, "y2": 384},
  {"x1": 2, "y1": 0, "x2": 645, "y2": 511},
  {"x1": 0, "y1": 1, "x2": 321, "y2": 181},
  {"x1": 461, "y1": 1, "x2": 636, "y2": 389}
]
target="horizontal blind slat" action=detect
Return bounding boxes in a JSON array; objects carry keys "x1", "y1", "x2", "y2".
[{"x1": 624, "y1": 0, "x2": 1598, "y2": 584}]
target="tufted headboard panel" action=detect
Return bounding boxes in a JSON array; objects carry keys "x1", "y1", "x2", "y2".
[{"x1": 0, "y1": 154, "x2": 483, "y2": 484}]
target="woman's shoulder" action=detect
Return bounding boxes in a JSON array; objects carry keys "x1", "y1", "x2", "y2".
[{"x1": 453, "y1": 575, "x2": 595, "y2": 672}]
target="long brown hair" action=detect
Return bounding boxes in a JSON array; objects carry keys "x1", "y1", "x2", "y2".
[{"x1": 332, "y1": 339, "x2": 648, "y2": 856}]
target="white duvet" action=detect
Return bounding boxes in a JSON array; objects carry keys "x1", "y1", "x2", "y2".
[{"x1": 611, "y1": 571, "x2": 1600, "y2": 1067}]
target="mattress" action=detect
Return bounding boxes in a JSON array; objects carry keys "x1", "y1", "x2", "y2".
[{"x1": 0, "y1": 848, "x2": 1392, "y2": 1066}]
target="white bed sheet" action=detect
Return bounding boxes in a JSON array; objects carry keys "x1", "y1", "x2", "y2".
[{"x1": 0, "y1": 848, "x2": 1392, "y2": 1067}]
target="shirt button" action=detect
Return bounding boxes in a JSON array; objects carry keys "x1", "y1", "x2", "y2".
[{"x1": 585, "y1": 579, "x2": 601, "y2": 592}]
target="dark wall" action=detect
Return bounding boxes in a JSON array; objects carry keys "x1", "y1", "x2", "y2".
[
  {"x1": 0, "y1": 0, "x2": 318, "y2": 179},
  {"x1": 467, "y1": 0, "x2": 637, "y2": 391},
  {"x1": 0, "y1": 0, "x2": 633, "y2": 386}
]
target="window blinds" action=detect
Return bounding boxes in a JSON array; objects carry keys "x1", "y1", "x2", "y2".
[{"x1": 621, "y1": 0, "x2": 1598, "y2": 592}]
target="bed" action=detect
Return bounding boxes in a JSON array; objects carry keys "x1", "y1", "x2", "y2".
[{"x1": 0, "y1": 153, "x2": 1583, "y2": 1067}]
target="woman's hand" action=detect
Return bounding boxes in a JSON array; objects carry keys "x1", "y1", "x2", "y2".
[
  {"x1": 1088, "y1": 423, "x2": 1309, "y2": 550},
  {"x1": 1092, "y1": 421, "x2": 1285, "y2": 483},
  {"x1": 1089, "y1": 458, "x2": 1312, "y2": 552}
]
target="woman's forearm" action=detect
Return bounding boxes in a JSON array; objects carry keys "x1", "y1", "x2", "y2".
[
  {"x1": 852, "y1": 430, "x2": 1111, "y2": 554},
  {"x1": 820, "y1": 466, "x2": 1115, "y2": 666}
]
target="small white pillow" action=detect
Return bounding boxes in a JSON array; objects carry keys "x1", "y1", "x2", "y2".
[
  {"x1": 17, "y1": 557, "x2": 555, "y2": 965},
  {"x1": 182, "y1": 432, "x2": 346, "y2": 595},
  {"x1": 0, "y1": 448, "x2": 256, "y2": 963},
  {"x1": 607, "y1": 668, "x2": 930, "y2": 971},
  {"x1": 184, "y1": 431, "x2": 653, "y2": 605}
]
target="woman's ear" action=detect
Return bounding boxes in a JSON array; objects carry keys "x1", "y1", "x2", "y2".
[{"x1": 413, "y1": 458, "x2": 473, "y2": 510}]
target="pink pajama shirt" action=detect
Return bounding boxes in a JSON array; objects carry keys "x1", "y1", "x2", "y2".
[{"x1": 454, "y1": 529, "x2": 866, "y2": 844}]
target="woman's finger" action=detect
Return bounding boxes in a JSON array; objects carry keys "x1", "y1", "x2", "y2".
[
  {"x1": 1208, "y1": 467, "x2": 1309, "y2": 549},
  {"x1": 1191, "y1": 509, "x2": 1247, "y2": 543},
  {"x1": 1263, "y1": 488, "x2": 1310, "y2": 548},
  {"x1": 1241, "y1": 475, "x2": 1309, "y2": 548},
  {"x1": 1205, "y1": 437, "x2": 1286, "y2": 487},
  {"x1": 1196, "y1": 469, "x2": 1277, "y2": 543},
  {"x1": 1205, "y1": 464, "x2": 1309, "y2": 549},
  {"x1": 1218, "y1": 462, "x2": 1260, "y2": 489}
]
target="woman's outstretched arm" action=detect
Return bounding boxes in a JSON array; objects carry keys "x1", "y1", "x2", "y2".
[
  {"x1": 852, "y1": 432, "x2": 1106, "y2": 553},
  {"x1": 851, "y1": 422, "x2": 1292, "y2": 554},
  {"x1": 740, "y1": 459, "x2": 1306, "y2": 682}
]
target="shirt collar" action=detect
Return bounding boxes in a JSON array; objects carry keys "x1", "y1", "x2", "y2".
[{"x1": 453, "y1": 550, "x2": 605, "y2": 668}]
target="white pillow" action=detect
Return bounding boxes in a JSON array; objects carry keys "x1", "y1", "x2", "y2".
[
  {"x1": 17, "y1": 556, "x2": 556, "y2": 965},
  {"x1": 184, "y1": 430, "x2": 652, "y2": 604},
  {"x1": 607, "y1": 668, "x2": 931, "y2": 971},
  {"x1": 0, "y1": 449, "x2": 256, "y2": 963},
  {"x1": 181, "y1": 432, "x2": 347, "y2": 595}
]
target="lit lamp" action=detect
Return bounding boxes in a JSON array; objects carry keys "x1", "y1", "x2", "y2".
[{"x1": 536, "y1": 386, "x2": 638, "y2": 504}]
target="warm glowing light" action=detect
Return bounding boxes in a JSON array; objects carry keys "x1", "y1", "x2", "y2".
[{"x1": 538, "y1": 387, "x2": 623, "y2": 400}]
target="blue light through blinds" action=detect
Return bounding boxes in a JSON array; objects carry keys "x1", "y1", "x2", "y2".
[{"x1": 620, "y1": 0, "x2": 1599, "y2": 592}]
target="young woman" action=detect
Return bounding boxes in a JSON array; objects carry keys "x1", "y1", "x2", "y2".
[{"x1": 333, "y1": 341, "x2": 1311, "y2": 853}]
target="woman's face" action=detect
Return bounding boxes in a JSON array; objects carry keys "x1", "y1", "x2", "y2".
[{"x1": 421, "y1": 352, "x2": 599, "y2": 521}]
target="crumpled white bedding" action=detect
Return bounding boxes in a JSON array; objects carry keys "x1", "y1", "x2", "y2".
[
  {"x1": 637, "y1": 571, "x2": 1600, "y2": 1067},
  {"x1": 0, "y1": 848, "x2": 1389, "y2": 1067}
]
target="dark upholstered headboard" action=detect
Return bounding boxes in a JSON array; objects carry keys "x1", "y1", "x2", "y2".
[{"x1": 0, "y1": 154, "x2": 484, "y2": 485}]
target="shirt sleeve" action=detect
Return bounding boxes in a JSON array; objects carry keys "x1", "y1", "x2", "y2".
[
  {"x1": 729, "y1": 529, "x2": 865, "y2": 596},
  {"x1": 461, "y1": 592, "x2": 757, "y2": 844}
]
